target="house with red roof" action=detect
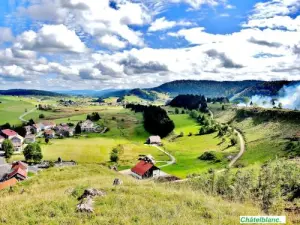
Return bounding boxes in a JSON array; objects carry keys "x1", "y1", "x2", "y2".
[
  {"x1": 131, "y1": 160, "x2": 160, "y2": 180},
  {"x1": 6, "y1": 161, "x2": 28, "y2": 181},
  {"x1": 1, "y1": 129, "x2": 17, "y2": 139}
]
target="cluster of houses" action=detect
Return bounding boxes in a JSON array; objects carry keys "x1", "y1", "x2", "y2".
[
  {"x1": 0, "y1": 119, "x2": 97, "y2": 153},
  {"x1": 0, "y1": 161, "x2": 28, "y2": 191}
]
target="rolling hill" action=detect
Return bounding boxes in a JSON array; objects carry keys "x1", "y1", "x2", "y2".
[{"x1": 0, "y1": 89, "x2": 65, "y2": 97}]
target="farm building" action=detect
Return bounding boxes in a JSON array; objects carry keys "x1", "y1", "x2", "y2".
[
  {"x1": 10, "y1": 135, "x2": 24, "y2": 152},
  {"x1": 146, "y1": 136, "x2": 162, "y2": 145},
  {"x1": 6, "y1": 161, "x2": 28, "y2": 181},
  {"x1": 81, "y1": 120, "x2": 95, "y2": 132},
  {"x1": 131, "y1": 160, "x2": 160, "y2": 180}
]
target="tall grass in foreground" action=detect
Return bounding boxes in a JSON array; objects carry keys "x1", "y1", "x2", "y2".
[{"x1": 0, "y1": 164, "x2": 269, "y2": 225}]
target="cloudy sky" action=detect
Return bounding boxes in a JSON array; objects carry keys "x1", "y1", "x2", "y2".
[{"x1": 0, "y1": 0, "x2": 300, "y2": 90}]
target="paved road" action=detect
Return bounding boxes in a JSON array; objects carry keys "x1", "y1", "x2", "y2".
[
  {"x1": 146, "y1": 144, "x2": 176, "y2": 168},
  {"x1": 0, "y1": 151, "x2": 6, "y2": 165},
  {"x1": 229, "y1": 130, "x2": 245, "y2": 167},
  {"x1": 208, "y1": 109, "x2": 246, "y2": 167},
  {"x1": 19, "y1": 108, "x2": 36, "y2": 123}
]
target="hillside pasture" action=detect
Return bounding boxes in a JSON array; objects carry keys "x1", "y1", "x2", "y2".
[{"x1": 0, "y1": 164, "x2": 266, "y2": 225}]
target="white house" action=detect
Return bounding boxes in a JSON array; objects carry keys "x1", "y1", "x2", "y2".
[
  {"x1": 10, "y1": 135, "x2": 24, "y2": 152},
  {"x1": 80, "y1": 120, "x2": 95, "y2": 132}
]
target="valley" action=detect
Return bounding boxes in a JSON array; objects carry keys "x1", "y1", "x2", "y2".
[{"x1": 0, "y1": 81, "x2": 299, "y2": 224}]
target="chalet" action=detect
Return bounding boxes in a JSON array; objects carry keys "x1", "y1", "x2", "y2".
[
  {"x1": 81, "y1": 120, "x2": 95, "y2": 132},
  {"x1": 0, "y1": 178, "x2": 18, "y2": 191},
  {"x1": 7, "y1": 161, "x2": 28, "y2": 181},
  {"x1": 24, "y1": 134, "x2": 36, "y2": 144},
  {"x1": 44, "y1": 130, "x2": 55, "y2": 139},
  {"x1": 10, "y1": 135, "x2": 24, "y2": 152},
  {"x1": 1, "y1": 129, "x2": 17, "y2": 139},
  {"x1": 146, "y1": 136, "x2": 162, "y2": 145},
  {"x1": 131, "y1": 160, "x2": 160, "y2": 180}
]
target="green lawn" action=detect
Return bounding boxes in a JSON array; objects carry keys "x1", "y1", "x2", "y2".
[
  {"x1": 0, "y1": 96, "x2": 36, "y2": 125},
  {"x1": 170, "y1": 114, "x2": 201, "y2": 135},
  {"x1": 162, "y1": 133, "x2": 238, "y2": 178}
]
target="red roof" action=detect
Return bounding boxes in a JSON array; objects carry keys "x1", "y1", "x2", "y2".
[
  {"x1": 0, "y1": 178, "x2": 18, "y2": 191},
  {"x1": 7, "y1": 167, "x2": 27, "y2": 180},
  {"x1": 12, "y1": 161, "x2": 28, "y2": 170},
  {"x1": 1, "y1": 129, "x2": 17, "y2": 137},
  {"x1": 131, "y1": 161, "x2": 154, "y2": 176}
]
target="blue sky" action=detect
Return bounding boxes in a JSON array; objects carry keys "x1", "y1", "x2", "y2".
[{"x1": 0, "y1": 0, "x2": 299, "y2": 90}]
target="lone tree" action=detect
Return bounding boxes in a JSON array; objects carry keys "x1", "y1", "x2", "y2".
[
  {"x1": 23, "y1": 143, "x2": 43, "y2": 163},
  {"x1": 3, "y1": 139, "x2": 14, "y2": 159},
  {"x1": 75, "y1": 122, "x2": 82, "y2": 134}
]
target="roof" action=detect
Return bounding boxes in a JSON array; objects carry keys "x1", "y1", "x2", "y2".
[
  {"x1": 0, "y1": 178, "x2": 18, "y2": 191},
  {"x1": 11, "y1": 135, "x2": 24, "y2": 141},
  {"x1": 0, "y1": 135, "x2": 4, "y2": 140},
  {"x1": 131, "y1": 160, "x2": 156, "y2": 176},
  {"x1": 12, "y1": 161, "x2": 28, "y2": 170},
  {"x1": 44, "y1": 130, "x2": 55, "y2": 135},
  {"x1": 1, "y1": 129, "x2": 17, "y2": 137},
  {"x1": 148, "y1": 135, "x2": 161, "y2": 143},
  {"x1": 42, "y1": 121, "x2": 56, "y2": 126},
  {"x1": 7, "y1": 167, "x2": 27, "y2": 180}
]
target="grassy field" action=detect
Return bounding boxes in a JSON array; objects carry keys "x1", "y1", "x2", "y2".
[
  {"x1": 0, "y1": 164, "x2": 270, "y2": 225},
  {"x1": 210, "y1": 104, "x2": 300, "y2": 167},
  {"x1": 162, "y1": 133, "x2": 238, "y2": 178},
  {"x1": 0, "y1": 96, "x2": 37, "y2": 125},
  {"x1": 170, "y1": 114, "x2": 201, "y2": 135}
]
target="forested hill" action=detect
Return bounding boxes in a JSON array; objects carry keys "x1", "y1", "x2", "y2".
[
  {"x1": 237, "y1": 80, "x2": 300, "y2": 97},
  {"x1": 152, "y1": 80, "x2": 262, "y2": 97},
  {"x1": 0, "y1": 89, "x2": 65, "y2": 96}
]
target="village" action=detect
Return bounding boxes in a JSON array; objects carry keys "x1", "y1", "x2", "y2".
[{"x1": 0, "y1": 109, "x2": 173, "y2": 191}]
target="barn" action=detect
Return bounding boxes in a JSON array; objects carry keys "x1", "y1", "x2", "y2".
[{"x1": 131, "y1": 160, "x2": 160, "y2": 180}]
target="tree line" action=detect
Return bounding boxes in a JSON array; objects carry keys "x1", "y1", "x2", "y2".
[{"x1": 126, "y1": 104, "x2": 174, "y2": 138}]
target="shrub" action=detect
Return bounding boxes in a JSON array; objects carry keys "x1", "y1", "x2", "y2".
[
  {"x1": 199, "y1": 152, "x2": 217, "y2": 161},
  {"x1": 39, "y1": 114, "x2": 45, "y2": 119}
]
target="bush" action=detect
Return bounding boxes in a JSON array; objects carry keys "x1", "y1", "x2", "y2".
[
  {"x1": 199, "y1": 151, "x2": 217, "y2": 161},
  {"x1": 39, "y1": 114, "x2": 45, "y2": 119}
]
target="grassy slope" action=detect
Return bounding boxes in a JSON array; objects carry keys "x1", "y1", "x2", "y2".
[
  {"x1": 210, "y1": 103, "x2": 300, "y2": 167},
  {"x1": 163, "y1": 113, "x2": 238, "y2": 178},
  {"x1": 0, "y1": 165, "x2": 266, "y2": 225},
  {"x1": 0, "y1": 96, "x2": 36, "y2": 125}
]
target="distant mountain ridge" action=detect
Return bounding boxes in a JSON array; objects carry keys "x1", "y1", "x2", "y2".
[{"x1": 0, "y1": 89, "x2": 65, "y2": 96}]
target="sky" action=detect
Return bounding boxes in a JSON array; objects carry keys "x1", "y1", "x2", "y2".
[{"x1": 0, "y1": 0, "x2": 300, "y2": 90}]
